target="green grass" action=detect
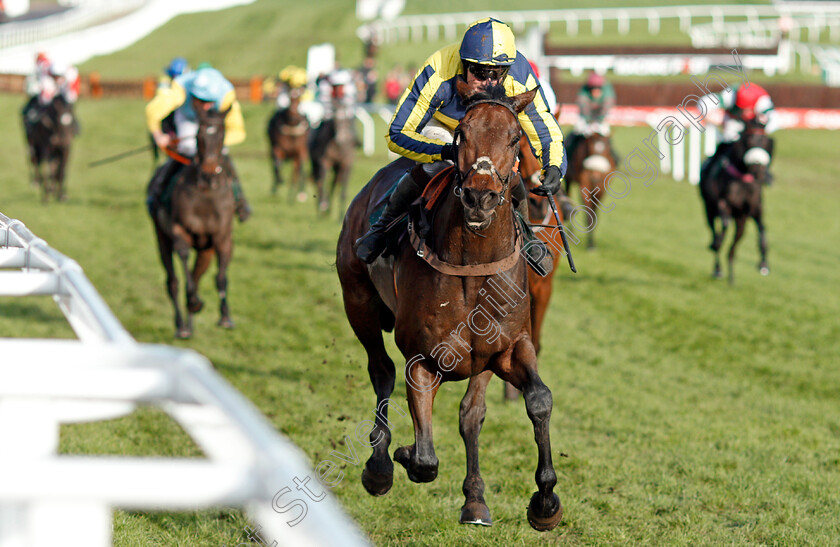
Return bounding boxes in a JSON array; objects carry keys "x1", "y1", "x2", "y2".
[{"x1": 2, "y1": 86, "x2": 840, "y2": 545}]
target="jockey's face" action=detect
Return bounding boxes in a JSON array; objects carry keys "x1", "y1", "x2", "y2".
[
  {"x1": 591, "y1": 87, "x2": 602, "y2": 100},
  {"x1": 191, "y1": 96, "x2": 215, "y2": 112},
  {"x1": 465, "y1": 62, "x2": 507, "y2": 95}
]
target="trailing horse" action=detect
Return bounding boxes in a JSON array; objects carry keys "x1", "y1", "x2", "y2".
[
  {"x1": 700, "y1": 119, "x2": 772, "y2": 284},
  {"x1": 267, "y1": 88, "x2": 309, "y2": 201},
  {"x1": 309, "y1": 100, "x2": 356, "y2": 216},
  {"x1": 336, "y1": 82, "x2": 563, "y2": 531},
  {"x1": 25, "y1": 95, "x2": 75, "y2": 203},
  {"x1": 565, "y1": 128, "x2": 616, "y2": 249},
  {"x1": 151, "y1": 106, "x2": 237, "y2": 338}
]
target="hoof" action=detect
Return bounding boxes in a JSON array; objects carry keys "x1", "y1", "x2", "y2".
[
  {"x1": 319, "y1": 201, "x2": 329, "y2": 212},
  {"x1": 175, "y1": 328, "x2": 192, "y2": 339},
  {"x1": 394, "y1": 446, "x2": 438, "y2": 483},
  {"x1": 712, "y1": 270, "x2": 723, "y2": 279},
  {"x1": 759, "y1": 264, "x2": 770, "y2": 276},
  {"x1": 217, "y1": 317, "x2": 235, "y2": 329},
  {"x1": 297, "y1": 192, "x2": 308, "y2": 203},
  {"x1": 460, "y1": 501, "x2": 492, "y2": 526},
  {"x1": 361, "y1": 462, "x2": 393, "y2": 496},
  {"x1": 527, "y1": 492, "x2": 563, "y2": 531},
  {"x1": 188, "y1": 298, "x2": 204, "y2": 314}
]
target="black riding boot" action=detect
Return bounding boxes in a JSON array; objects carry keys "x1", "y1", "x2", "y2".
[
  {"x1": 146, "y1": 159, "x2": 182, "y2": 217},
  {"x1": 512, "y1": 182, "x2": 553, "y2": 277},
  {"x1": 354, "y1": 169, "x2": 423, "y2": 263},
  {"x1": 223, "y1": 156, "x2": 252, "y2": 222},
  {"x1": 701, "y1": 142, "x2": 733, "y2": 183},
  {"x1": 764, "y1": 137, "x2": 775, "y2": 186}
]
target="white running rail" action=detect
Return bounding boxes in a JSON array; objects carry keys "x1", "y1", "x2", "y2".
[{"x1": 0, "y1": 212, "x2": 368, "y2": 547}]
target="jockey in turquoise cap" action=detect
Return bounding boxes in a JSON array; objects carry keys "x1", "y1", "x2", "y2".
[{"x1": 145, "y1": 67, "x2": 252, "y2": 221}]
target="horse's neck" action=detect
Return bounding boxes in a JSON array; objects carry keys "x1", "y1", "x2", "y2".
[{"x1": 433, "y1": 191, "x2": 516, "y2": 266}]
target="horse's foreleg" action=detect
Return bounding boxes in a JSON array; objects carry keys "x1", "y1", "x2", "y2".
[
  {"x1": 215, "y1": 239, "x2": 234, "y2": 329},
  {"x1": 728, "y1": 216, "x2": 747, "y2": 285},
  {"x1": 459, "y1": 370, "x2": 494, "y2": 526},
  {"x1": 755, "y1": 212, "x2": 769, "y2": 276},
  {"x1": 271, "y1": 150, "x2": 282, "y2": 195},
  {"x1": 54, "y1": 148, "x2": 69, "y2": 202},
  {"x1": 154, "y1": 226, "x2": 185, "y2": 338},
  {"x1": 337, "y1": 164, "x2": 351, "y2": 219},
  {"x1": 394, "y1": 359, "x2": 440, "y2": 484},
  {"x1": 172, "y1": 231, "x2": 195, "y2": 338},
  {"x1": 499, "y1": 337, "x2": 562, "y2": 532}
]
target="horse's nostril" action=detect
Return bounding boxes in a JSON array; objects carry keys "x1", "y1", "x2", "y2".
[
  {"x1": 462, "y1": 188, "x2": 478, "y2": 207},
  {"x1": 484, "y1": 191, "x2": 500, "y2": 209}
]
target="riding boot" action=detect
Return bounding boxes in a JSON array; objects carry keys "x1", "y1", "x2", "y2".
[
  {"x1": 146, "y1": 159, "x2": 181, "y2": 217},
  {"x1": 222, "y1": 156, "x2": 252, "y2": 222},
  {"x1": 354, "y1": 168, "x2": 423, "y2": 264},
  {"x1": 764, "y1": 137, "x2": 775, "y2": 186},
  {"x1": 512, "y1": 181, "x2": 553, "y2": 277},
  {"x1": 701, "y1": 142, "x2": 733, "y2": 183}
]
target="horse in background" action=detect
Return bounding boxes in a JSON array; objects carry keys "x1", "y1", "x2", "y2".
[
  {"x1": 565, "y1": 125, "x2": 617, "y2": 249},
  {"x1": 152, "y1": 106, "x2": 237, "y2": 338},
  {"x1": 25, "y1": 95, "x2": 75, "y2": 202},
  {"x1": 700, "y1": 119, "x2": 772, "y2": 284},
  {"x1": 267, "y1": 87, "x2": 310, "y2": 201},
  {"x1": 309, "y1": 99, "x2": 356, "y2": 216},
  {"x1": 337, "y1": 82, "x2": 563, "y2": 531}
]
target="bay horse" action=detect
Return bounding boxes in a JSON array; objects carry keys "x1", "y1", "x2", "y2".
[
  {"x1": 336, "y1": 81, "x2": 563, "y2": 531},
  {"x1": 565, "y1": 128, "x2": 616, "y2": 249},
  {"x1": 267, "y1": 87, "x2": 309, "y2": 201},
  {"x1": 25, "y1": 95, "x2": 75, "y2": 203},
  {"x1": 700, "y1": 119, "x2": 771, "y2": 284},
  {"x1": 152, "y1": 106, "x2": 236, "y2": 338},
  {"x1": 310, "y1": 99, "x2": 355, "y2": 216}
]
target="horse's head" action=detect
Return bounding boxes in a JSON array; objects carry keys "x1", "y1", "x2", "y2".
[
  {"x1": 454, "y1": 80, "x2": 536, "y2": 230},
  {"x1": 734, "y1": 118, "x2": 772, "y2": 183},
  {"x1": 195, "y1": 105, "x2": 229, "y2": 177}
]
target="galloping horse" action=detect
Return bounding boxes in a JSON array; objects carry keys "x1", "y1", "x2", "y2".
[
  {"x1": 565, "y1": 127, "x2": 616, "y2": 249},
  {"x1": 152, "y1": 106, "x2": 237, "y2": 338},
  {"x1": 267, "y1": 87, "x2": 309, "y2": 200},
  {"x1": 310, "y1": 100, "x2": 355, "y2": 215},
  {"x1": 337, "y1": 82, "x2": 563, "y2": 531},
  {"x1": 25, "y1": 95, "x2": 75, "y2": 202},
  {"x1": 700, "y1": 119, "x2": 772, "y2": 283}
]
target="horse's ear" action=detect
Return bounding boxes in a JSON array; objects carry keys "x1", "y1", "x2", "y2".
[
  {"x1": 455, "y1": 77, "x2": 472, "y2": 101},
  {"x1": 511, "y1": 88, "x2": 537, "y2": 114}
]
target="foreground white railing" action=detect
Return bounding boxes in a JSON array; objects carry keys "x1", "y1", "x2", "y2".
[{"x1": 0, "y1": 212, "x2": 367, "y2": 547}]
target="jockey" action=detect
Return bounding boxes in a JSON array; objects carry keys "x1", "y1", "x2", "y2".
[
  {"x1": 701, "y1": 83, "x2": 778, "y2": 185},
  {"x1": 354, "y1": 17, "x2": 567, "y2": 273},
  {"x1": 565, "y1": 71, "x2": 616, "y2": 164},
  {"x1": 145, "y1": 66, "x2": 252, "y2": 222},
  {"x1": 22, "y1": 53, "x2": 55, "y2": 125},
  {"x1": 309, "y1": 68, "x2": 359, "y2": 154},
  {"x1": 275, "y1": 65, "x2": 309, "y2": 108},
  {"x1": 159, "y1": 56, "x2": 189, "y2": 91}
]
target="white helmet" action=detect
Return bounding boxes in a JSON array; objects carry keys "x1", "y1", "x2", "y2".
[
  {"x1": 49, "y1": 61, "x2": 68, "y2": 77},
  {"x1": 328, "y1": 69, "x2": 353, "y2": 87}
]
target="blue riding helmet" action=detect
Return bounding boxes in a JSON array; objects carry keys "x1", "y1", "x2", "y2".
[
  {"x1": 166, "y1": 57, "x2": 188, "y2": 78},
  {"x1": 188, "y1": 67, "x2": 230, "y2": 104},
  {"x1": 459, "y1": 18, "x2": 516, "y2": 67}
]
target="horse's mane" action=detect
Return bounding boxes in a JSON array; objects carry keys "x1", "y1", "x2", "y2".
[{"x1": 462, "y1": 83, "x2": 512, "y2": 108}]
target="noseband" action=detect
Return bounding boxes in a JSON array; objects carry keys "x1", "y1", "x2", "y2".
[{"x1": 451, "y1": 98, "x2": 520, "y2": 204}]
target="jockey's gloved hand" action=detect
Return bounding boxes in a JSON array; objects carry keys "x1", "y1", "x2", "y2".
[
  {"x1": 441, "y1": 143, "x2": 456, "y2": 162},
  {"x1": 531, "y1": 166, "x2": 563, "y2": 196}
]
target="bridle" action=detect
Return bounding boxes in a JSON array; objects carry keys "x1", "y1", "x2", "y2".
[{"x1": 451, "y1": 98, "x2": 520, "y2": 206}]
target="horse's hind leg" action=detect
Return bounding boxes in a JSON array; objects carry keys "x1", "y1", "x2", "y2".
[
  {"x1": 459, "y1": 370, "x2": 494, "y2": 526},
  {"x1": 173, "y1": 237, "x2": 196, "y2": 338},
  {"x1": 55, "y1": 149, "x2": 69, "y2": 202},
  {"x1": 755, "y1": 212, "x2": 769, "y2": 276},
  {"x1": 338, "y1": 270, "x2": 397, "y2": 495},
  {"x1": 498, "y1": 338, "x2": 562, "y2": 531},
  {"x1": 727, "y1": 216, "x2": 747, "y2": 285},
  {"x1": 394, "y1": 358, "x2": 440, "y2": 484},
  {"x1": 188, "y1": 248, "x2": 214, "y2": 314}
]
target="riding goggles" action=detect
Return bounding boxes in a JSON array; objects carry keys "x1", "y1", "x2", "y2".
[{"x1": 466, "y1": 62, "x2": 509, "y2": 82}]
